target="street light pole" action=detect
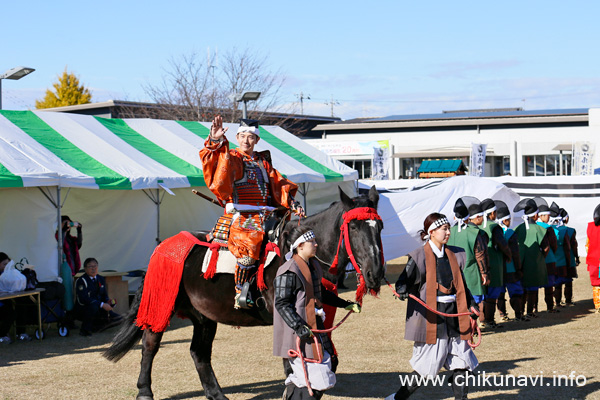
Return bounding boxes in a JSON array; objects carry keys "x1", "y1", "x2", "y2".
[
  {"x1": 0, "y1": 66, "x2": 36, "y2": 110},
  {"x1": 233, "y1": 91, "x2": 261, "y2": 120}
]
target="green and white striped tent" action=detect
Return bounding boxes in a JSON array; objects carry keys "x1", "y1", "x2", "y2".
[{"x1": 0, "y1": 110, "x2": 357, "y2": 281}]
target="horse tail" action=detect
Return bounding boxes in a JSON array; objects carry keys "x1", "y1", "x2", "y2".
[{"x1": 102, "y1": 278, "x2": 145, "y2": 362}]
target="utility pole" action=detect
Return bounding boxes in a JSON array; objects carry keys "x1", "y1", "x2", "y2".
[
  {"x1": 296, "y1": 92, "x2": 310, "y2": 114},
  {"x1": 325, "y1": 94, "x2": 340, "y2": 117}
]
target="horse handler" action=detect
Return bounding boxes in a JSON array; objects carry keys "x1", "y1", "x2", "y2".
[
  {"x1": 273, "y1": 226, "x2": 361, "y2": 400},
  {"x1": 388, "y1": 213, "x2": 480, "y2": 400}
]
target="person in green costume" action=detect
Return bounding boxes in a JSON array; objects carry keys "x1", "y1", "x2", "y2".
[
  {"x1": 513, "y1": 198, "x2": 550, "y2": 318},
  {"x1": 479, "y1": 198, "x2": 512, "y2": 328},
  {"x1": 533, "y1": 197, "x2": 560, "y2": 313},
  {"x1": 493, "y1": 200, "x2": 529, "y2": 322},
  {"x1": 447, "y1": 197, "x2": 490, "y2": 319}
]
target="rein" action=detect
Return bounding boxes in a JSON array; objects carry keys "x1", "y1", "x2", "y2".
[
  {"x1": 287, "y1": 310, "x2": 354, "y2": 396},
  {"x1": 328, "y1": 207, "x2": 384, "y2": 304},
  {"x1": 384, "y1": 277, "x2": 481, "y2": 348}
]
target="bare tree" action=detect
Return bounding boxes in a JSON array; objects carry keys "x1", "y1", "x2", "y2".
[{"x1": 139, "y1": 47, "x2": 288, "y2": 123}]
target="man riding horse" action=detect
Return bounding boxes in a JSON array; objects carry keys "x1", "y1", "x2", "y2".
[{"x1": 200, "y1": 115, "x2": 305, "y2": 309}]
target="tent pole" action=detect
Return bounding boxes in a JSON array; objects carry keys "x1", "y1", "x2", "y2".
[
  {"x1": 56, "y1": 186, "x2": 62, "y2": 277},
  {"x1": 301, "y1": 182, "x2": 309, "y2": 215},
  {"x1": 156, "y1": 188, "x2": 160, "y2": 245}
]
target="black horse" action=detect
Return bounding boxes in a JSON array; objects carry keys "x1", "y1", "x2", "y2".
[{"x1": 103, "y1": 186, "x2": 384, "y2": 400}]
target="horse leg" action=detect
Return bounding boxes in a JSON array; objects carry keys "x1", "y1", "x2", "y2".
[
  {"x1": 189, "y1": 315, "x2": 228, "y2": 400},
  {"x1": 136, "y1": 329, "x2": 164, "y2": 400}
]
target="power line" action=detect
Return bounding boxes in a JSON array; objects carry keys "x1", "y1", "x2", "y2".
[{"x1": 292, "y1": 91, "x2": 599, "y2": 105}]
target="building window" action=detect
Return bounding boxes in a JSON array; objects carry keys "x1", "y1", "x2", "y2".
[
  {"x1": 340, "y1": 159, "x2": 372, "y2": 179},
  {"x1": 524, "y1": 154, "x2": 572, "y2": 176}
]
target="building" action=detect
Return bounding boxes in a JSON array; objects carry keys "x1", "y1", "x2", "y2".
[
  {"x1": 41, "y1": 100, "x2": 340, "y2": 137},
  {"x1": 308, "y1": 108, "x2": 599, "y2": 179}
]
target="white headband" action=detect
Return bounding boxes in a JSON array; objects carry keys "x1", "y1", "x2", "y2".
[
  {"x1": 285, "y1": 230, "x2": 316, "y2": 260},
  {"x1": 538, "y1": 211, "x2": 551, "y2": 216},
  {"x1": 482, "y1": 206, "x2": 497, "y2": 228},
  {"x1": 455, "y1": 216, "x2": 469, "y2": 232},
  {"x1": 424, "y1": 217, "x2": 449, "y2": 240},
  {"x1": 495, "y1": 215, "x2": 510, "y2": 223},
  {"x1": 237, "y1": 126, "x2": 260, "y2": 136},
  {"x1": 521, "y1": 209, "x2": 538, "y2": 230}
]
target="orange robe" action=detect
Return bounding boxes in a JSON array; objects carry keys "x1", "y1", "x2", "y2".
[{"x1": 200, "y1": 136, "x2": 298, "y2": 260}]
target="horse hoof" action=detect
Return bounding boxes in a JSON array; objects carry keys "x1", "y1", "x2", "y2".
[{"x1": 136, "y1": 396, "x2": 153, "y2": 400}]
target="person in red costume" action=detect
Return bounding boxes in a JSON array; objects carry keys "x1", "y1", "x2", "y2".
[
  {"x1": 586, "y1": 204, "x2": 600, "y2": 313},
  {"x1": 200, "y1": 115, "x2": 305, "y2": 309}
]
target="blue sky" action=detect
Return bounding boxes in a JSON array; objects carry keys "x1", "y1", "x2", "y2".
[{"x1": 3, "y1": 1, "x2": 600, "y2": 119}]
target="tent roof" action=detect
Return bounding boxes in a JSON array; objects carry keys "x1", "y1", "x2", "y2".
[
  {"x1": 0, "y1": 110, "x2": 357, "y2": 189},
  {"x1": 417, "y1": 159, "x2": 465, "y2": 173}
]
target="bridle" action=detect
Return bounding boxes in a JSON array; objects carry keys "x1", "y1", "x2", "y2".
[{"x1": 328, "y1": 206, "x2": 384, "y2": 304}]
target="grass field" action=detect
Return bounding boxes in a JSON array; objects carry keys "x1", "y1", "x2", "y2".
[{"x1": 1, "y1": 259, "x2": 599, "y2": 400}]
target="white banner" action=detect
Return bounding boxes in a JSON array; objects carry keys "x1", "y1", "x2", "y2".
[
  {"x1": 469, "y1": 143, "x2": 487, "y2": 177},
  {"x1": 372, "y1": 147, "x2": 389, "y2": 180},
  {"x1": 573, "y1": 141, "x2": 595, "y2": 176}
]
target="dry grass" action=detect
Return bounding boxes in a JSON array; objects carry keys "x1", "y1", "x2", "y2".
[{"x1": 1, "y1": 259, "x2": 599, "y2": 400}]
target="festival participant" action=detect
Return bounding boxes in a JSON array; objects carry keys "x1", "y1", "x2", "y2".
[
  {"x1": 532, "y1": 197, "x2": 560, "y2": 313},
  {"x1": 388, "y1": 213, "x2": 479, "y2": 400},
  {"x1": 273, "y1": 226, "x2": 360, "y2": 400},
  {"x1": 513, "y1": 199, "x2": 550, "y2": 318},
  {"x1": 548, "y1": 202, "x2": 572, "y2": 309},
  {"x1": 447, "y1": 197, "x2": 489, "y2": 322},
  {"x1": 493, "y1": 201, "x2": 528, "y2": 322},
  {"x1": 559, "y1": 208, "x2": 579, "y2": 306},
  {"x1": 479, "y1": 198, "x2": 512, "y2": 328},
  {"x1": 200, "y1": 115, "x2": 305, "y2": 309},
  {"x1": 55, "y1": 215, "x2": 83, "y2": 276},
  {"x1": 586, "y1": 204, "x2": 600, "y2": 313}
]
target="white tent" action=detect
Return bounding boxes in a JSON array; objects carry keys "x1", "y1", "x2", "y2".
[
  {"x1": 358, "y1": 176, "x2": 521, "y2": 261},
  {"x1": 0, "y1": 111, "x2": 358, "y2": 281},
  {"x1": 360, "y1": 175, "x2": 595, "y2": 262}
]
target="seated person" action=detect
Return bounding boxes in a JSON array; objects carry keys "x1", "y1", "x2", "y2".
[
  {"x1": 74, "y1": 258, "x2": 122, "y2": 336},
  {"x1": 0, "y1": 252, "x2": 32, "y2": 343}
]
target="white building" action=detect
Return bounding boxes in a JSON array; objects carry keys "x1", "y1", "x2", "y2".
[{"x1": 307, "y1": 108, "x2": 600, "y2": 179}]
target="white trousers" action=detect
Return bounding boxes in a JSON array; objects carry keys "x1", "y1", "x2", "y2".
[
  {"x1": 410, "y1": 335, "x2": 479, "y2": 378},
  {"x1": 285, "y1": 350, "x2": 336, "y2": 391}
]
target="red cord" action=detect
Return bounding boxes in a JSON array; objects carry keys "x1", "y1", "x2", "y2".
[
  {"x1": 287, "y1": 310, "x2": 354, "y2": 396},
  {"x1": 384, "y1": 278, "x2": 481, "y2": 348}
]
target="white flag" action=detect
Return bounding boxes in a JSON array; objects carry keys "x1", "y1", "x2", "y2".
[
  {"x1": 372, "y1": 147, "x2": 389, "y2": 180},
  {"x1": 469, "y1": 143, "x2": 487, "y2": 177},
  {"x1": 573, "y1": 141, "x2": 595, "y2": 176}
]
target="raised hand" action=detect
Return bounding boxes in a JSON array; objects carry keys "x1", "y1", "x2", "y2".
[{"x1": 209, "y1": 115, "x2": 228, "y2": 141}]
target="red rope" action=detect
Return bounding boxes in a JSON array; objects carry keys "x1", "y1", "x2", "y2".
[
  {"x1": 384, "y1": 278, "x2": 481, "y2": 348},
  {"x1": 328, "y1": 207, "x2": 384, "y2": 303},
  {"x1": 287, "y1": 310, "x2": 354, "y2": 396}
]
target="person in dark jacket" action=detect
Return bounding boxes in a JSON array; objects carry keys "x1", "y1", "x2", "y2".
[
  {"x1": 74, "y1": 258, "x2": 122, "y2": 336},
  {"x1": 273, "y1": 226, "x2": 360, "y2": 400},
  {"x1": 0, "y1": 252, "x2": 32, "y2": 343},
  {"x1": 388, "y1": 213, "x2": 479, "y2": 400}
]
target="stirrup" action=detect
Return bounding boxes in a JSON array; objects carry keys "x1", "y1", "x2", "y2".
[{"x1": 237, "y1": 282, "x2": 254, "y2": 309}]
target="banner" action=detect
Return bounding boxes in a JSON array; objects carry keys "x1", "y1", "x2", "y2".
[
  {"x1": 372, "y1": 147, "x2": 389, "y2": 179},
  {"x1": 311, "y1": 140, "x2": 389, "y2": 156},
  {"x1": 469, "y1": 143, "x2": 487, "y2": 177},
  {"x1": 573, "y1": 141, "x2": 595, "y2": 176}
]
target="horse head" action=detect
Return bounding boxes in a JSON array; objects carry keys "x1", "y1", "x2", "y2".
[
  {"x1": 335, "y1": 185, "x2": 385, "y2": 298},
  {"x1": 279, "y1": 185, "x2": 385, "y2": 302}
]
